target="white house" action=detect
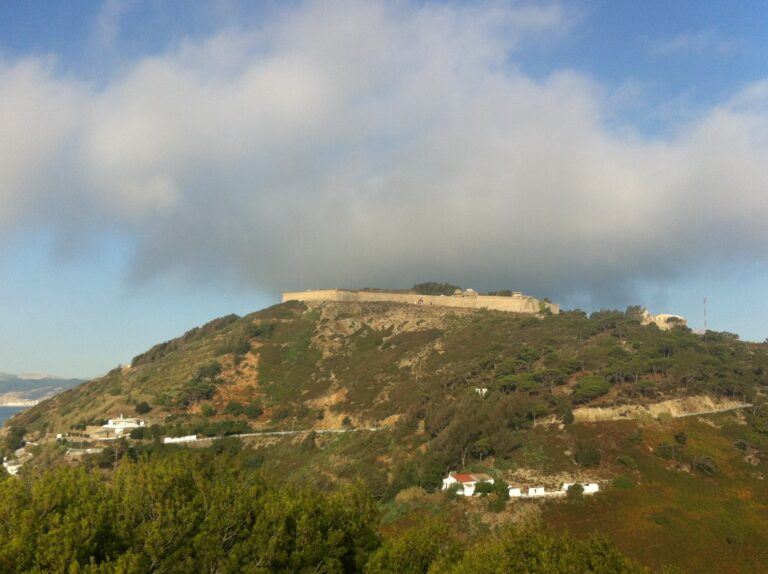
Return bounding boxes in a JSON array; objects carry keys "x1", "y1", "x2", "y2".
[
  {"x1": 562, "y1": 482, "x2": 600, "y2": 495},
  {"x1": 509, "y1": 487, "x2": 523, "y2": 498},
  {"x1": 103, "y1": 414, "x2": 146, "y2": 436},
  {"x1": 528, "y1": 486, "x2": 546, "y2": 497},
  {"x1": 441, "y1": 472, "x2": 495, "y2": 496},
  {"x1": 163, "y1": 435, "x2": 198, "y2": 444}
]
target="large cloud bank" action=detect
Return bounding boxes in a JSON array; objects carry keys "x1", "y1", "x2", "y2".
[{"x1": 2, "y1": 0, "x2": 768, "y2": 300}]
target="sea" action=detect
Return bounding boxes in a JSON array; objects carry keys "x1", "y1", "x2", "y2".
[{"x1": 0, "y1": 405, "x2": 28, "y2": 426}]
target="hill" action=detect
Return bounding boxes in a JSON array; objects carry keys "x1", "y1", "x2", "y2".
[{"x1": 3, "y1": 299, "x2": 768, "y2": 572}]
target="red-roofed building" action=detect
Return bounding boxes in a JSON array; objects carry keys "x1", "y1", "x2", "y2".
[{"x1": 441, "y1": 471, "x2": 495, "y2": 496}]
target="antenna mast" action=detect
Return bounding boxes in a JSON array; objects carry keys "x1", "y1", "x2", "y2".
[{"x1": 703, "y1": 296, "x2": 708, "y2": 333}]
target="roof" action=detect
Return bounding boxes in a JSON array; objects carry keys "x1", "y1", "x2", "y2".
[
  {"x1": 449, "y1": 472, "x2": 492, "y2": 484},
  {"x1": 450, "y1": 473, "x2": 477, "y2": 483},
  {"x1": 471, "y1": 473, "x2": 492, "y2": 481}
]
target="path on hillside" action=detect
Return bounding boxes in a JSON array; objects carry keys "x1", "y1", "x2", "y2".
[
  {"x1": 673, "y1": 403, "x2": 752, "y2": 419},
  {"x1": 170, "y1": 426, "x2": 382, "y2": 444}
]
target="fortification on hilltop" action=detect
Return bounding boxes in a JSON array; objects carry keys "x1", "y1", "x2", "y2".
[
  {"x1": 281, "y1": 288, "x2": 560, "y2": 315},
  {"x1": 640, "y1": 309, "x2": 688, "y2": 331}
]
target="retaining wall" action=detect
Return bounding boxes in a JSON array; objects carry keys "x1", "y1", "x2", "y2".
[{"x1": 282, "y1": 289, "x2": 559, "y2": 314}]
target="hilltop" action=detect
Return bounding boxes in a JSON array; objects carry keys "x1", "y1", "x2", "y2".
[{"x1": 3, "y1": 297, "x2": 768, "y2": 571}]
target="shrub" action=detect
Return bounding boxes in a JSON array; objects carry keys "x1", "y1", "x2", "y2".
[
  {"x1": 654, "y1": 442, "x2": 677, "y2": 460},
  {"x1": 129, "y1": 427, "x2": 148, "y2": 440},
  {"x1": 412, "y1": 282, "x2": 461, "y2": 295},
  {"x1": 574, "y1": 443, "x2": 602, "y2": 467},
  {"x1": 617, "y1": 455, "x2": 638, "y2": 470},
  {"x1": 473, "y1": 481, "x2": 495, "y2": 497},
  {"x1": 224, "y1": 401, "x2": 245, "y2": 416},
  {"x1": 567, "y1": 483, "x2": 584, "y2": 498},
  {"x1": 201, "y1": 404, "x2": 216, "y2": 417},
  {"x1": 572, "y1": 376, "x2": 611, "y2": 403},
  {"x1": 487, "y1": 496, "x2": 507, "y2": 513},
  {"x1": 244, "y1": 402, "x2": 264, "y2": 418},
  {"x1": 674, "y1": 432, "x2": 687, "y2": 445},
  {"x1": 613, "y1": 475, "x2": 635, "y2": 489},
  {"x1": 135, "y1": 401, "x2": 152, "y2": 415},
  {"x1": 692, "y1": 456, "x2": 718, "y2": 477}
]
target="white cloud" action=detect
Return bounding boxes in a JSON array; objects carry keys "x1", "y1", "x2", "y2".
[
  {"x1": 652, "y1": 29, "x2": 741, "y2": 56},
  {"x1": 0, "y1": 0, "x2": 767, "y2": 301}
]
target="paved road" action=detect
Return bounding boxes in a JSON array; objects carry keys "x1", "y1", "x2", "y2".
[{"x1": 170, "y1": 426, "x2": 382, "y2": 444}]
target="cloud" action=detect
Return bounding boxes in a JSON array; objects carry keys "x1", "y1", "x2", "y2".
[
  {"x1": 92, "y1": 0, "x2": 135, "y2": 51},
  {"x1": 652, "y1": 29, "x2": 741, "y2": 56},
  {"x1": 1, "y1": 0, "x2": 767, "y2": 304}
]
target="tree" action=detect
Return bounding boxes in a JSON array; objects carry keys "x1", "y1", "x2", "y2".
[
  {"x1": 412, "y1": 282, "x2": 461, "y2": 295},
  {"x1": 567, "y1": 483, "x2": 585, "y2": 499},
  {"x1": 135, "y1": 401, "x2": 152, "y2": 415},
  {"x1": 572, "y1": 376, "x2": 611, "y2": 403}
]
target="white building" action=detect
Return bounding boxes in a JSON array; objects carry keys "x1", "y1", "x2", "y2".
[
  {"x1": 103, "y1": 414, "x2": 146, "y2": 436},
  {"x1": 163, "y1": 435, "x2": 198, "y2": 444},
  {"x1": 562, "y1": 482, "x2": 600, "y2": 495},
  {"x1": 441, "y1": 472, "x2": 495, "y2": 496}
]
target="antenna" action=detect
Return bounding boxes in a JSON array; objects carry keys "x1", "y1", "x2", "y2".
[{"x1": 703, "y1": 296, "x2": 708, "y2": 333}]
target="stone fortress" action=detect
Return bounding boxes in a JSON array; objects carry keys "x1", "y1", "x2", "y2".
[
  {"x1": 282, "y1": 288, "x2": 560, "y2": 314},
  {"x1": 282, "y1": 288, "x2": 688, "y2": 329}
]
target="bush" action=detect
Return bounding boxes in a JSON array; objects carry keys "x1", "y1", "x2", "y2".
[
  {"x1": 487, "y1": 496, "x2": 507, "y2": 513},
  {"x1": 614, "y1": 476, "x2": 635, "y2": 489},
  {"x1": 129, "y1": 427, "x2": 148, "y2": 440},
  {"x1": 224, "y1": 401, "x2": 245, "y2": 416},
  {"x1": 201, "y1": 404, "x2": 216, "y2": 417},
  {"x1": 674, "y1": 432, "x2": 687, "y2": 445},
  {"x1": 692, "y1": 456, "x2": 718, "y2": 477},
  {"x1": 135, "y1": 401, "x2": 152, "y2": 415},
  {"x1": 617, "y1": 455, "x2": 638, "y2": 470},
  {"x1": 244, "y1": 402, "x2": 264, "y2": 419},
  {"x1": 473, "y1": 481, "x2": 494, "y2": 496},
  {"x1": 567, "y1": 483, "x2": 584, "y2": 498},
  {"x1": 572, "y1": 376, "x2": 611, "y2": 403},
  {"x1": 654, "y1": 442, "x2": 678, "y2": 461},
  {"x1": 412, "y1": 282, "x2": 461, "y2": 295},
  {"x1": 574, "y1": 443, "x2": 602, "y2": 467}
]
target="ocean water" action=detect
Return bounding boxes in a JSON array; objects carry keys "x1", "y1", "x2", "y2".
[{"x1": 0, "y1": 405, "x2": 27, "y2": 426}]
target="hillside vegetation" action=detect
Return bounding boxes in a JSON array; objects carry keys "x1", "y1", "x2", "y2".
[{"x1": 4, "y1": 300, "x2": 768, "y2": 572}]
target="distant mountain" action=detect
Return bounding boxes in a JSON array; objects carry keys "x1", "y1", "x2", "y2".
[{"x1": 0, "y1": 373, "x2": 83, "y2": 404}]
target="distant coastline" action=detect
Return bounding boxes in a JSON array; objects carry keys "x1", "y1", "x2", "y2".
[
  {"x1": 0, "y1": 397, "x2": 39, "y2": 407},
  {"x1": 0, "y1": 405, "x2": 28, "y2": 425},
  {"x1": 0, "y1": 401, "x2": 38, "y2": 407}
]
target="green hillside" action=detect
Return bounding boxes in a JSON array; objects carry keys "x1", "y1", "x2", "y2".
[{"x1": 3, "y1": 299, "x2": 767, "y2": 572}]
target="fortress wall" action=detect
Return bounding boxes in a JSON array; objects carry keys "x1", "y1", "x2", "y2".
[{"x1": 282, "y1": 289, "x2": 559, "y2": 314}]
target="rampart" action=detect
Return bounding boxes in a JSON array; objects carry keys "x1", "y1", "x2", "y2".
[{"x1": 281, "y1": 288, "x2": 560, "y2": 315}]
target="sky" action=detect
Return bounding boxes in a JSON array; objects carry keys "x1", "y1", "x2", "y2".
[{"x1": 1, "y1": 0, "x2": 768, "y2": 378}]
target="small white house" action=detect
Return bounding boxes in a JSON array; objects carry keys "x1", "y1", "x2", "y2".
[
  {"x1": 562, "y1": 482, "x2": 600, "y2": 495},
  {"x1": 583, "y1": 483, "x2": 599, "y2": 494},
  {"x1": 103, "y1": 414, "x2": 146, "y2": 436},
  {"x1": 163, "y1": 435, "x2": 198, "y2": 444},
  {"x1": 474, "y1": 388, "x2": 489, "y2": 397},
  {"x1": 442, "y1": 472, "x2": 494, "y2": 496},
  {"x1": 528, "y1": 486, "x2": 546, "y2": 497},
  {"x1": 509, "y1": 487, "x2": 523, "y2": 498}
]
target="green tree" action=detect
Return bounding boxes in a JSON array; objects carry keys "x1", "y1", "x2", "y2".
[{"x1": 572, "y1": 376, "x2": 611, "y2": 403}]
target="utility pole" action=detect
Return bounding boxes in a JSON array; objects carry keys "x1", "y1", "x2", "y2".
[{"x1": 703, "y1": 296, "x2": 708, "y2": 333}]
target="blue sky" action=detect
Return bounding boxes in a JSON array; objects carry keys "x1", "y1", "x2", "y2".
[{"x1": 1, "y1": 0, "x2": 768, "y2": 378}]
